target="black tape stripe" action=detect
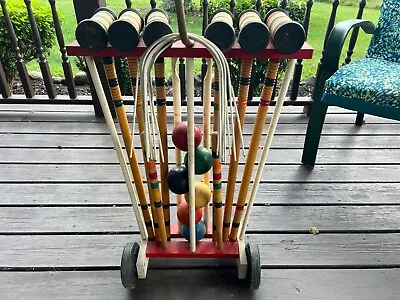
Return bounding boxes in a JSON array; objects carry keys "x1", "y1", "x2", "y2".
[
  {"x1": 155, "y1": 77, "x2": 165, "y2": 86},
  {"x1": 156, "y1": 99, "x2": 166, "y2": 106},
  {"x1": 240, "y1": 77, "x2": 251, "y2": 85},
  {"x1": 145, "y1": 221, "x2": 152, "y2": 227},
  {"x1": 140, "y1": 204, "x2": 148, "y2": 210},
  {"x1": 154, "y1": 222, "x2": 159, "y2": 229},
  {"x1": 264, "y1": 77, "x2": 276, "y2": 86},
  {"x1": 154, "y1": 201, "x2": 162, "y2": 208},
  {"x1": 223, "y1": 222, "x2": 230, "y2": 228},
  {"x1": 114, "y1": 100, "x2": 123, "y2": 107},
  {"x1": 213, "y1": 202, "x2": 223, "y2": 208},
  {"x1": 231, "y1": 221, "x2": 240, "y2": 228},
  {"x1": 108, "y1": 78, "x2": 118, "y2": 87},
  {"x1": 162, "y1": 204, "x2": 170, "y2": 209},
  {"x1": 165, "y1": 220, "x2": 170, "y2": 226}
]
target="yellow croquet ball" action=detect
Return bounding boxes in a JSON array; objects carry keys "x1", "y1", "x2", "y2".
[{"x1": 184, "y1": 181, "x2": 211, "y2": 208}]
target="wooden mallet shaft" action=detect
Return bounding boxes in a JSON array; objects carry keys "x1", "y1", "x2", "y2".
[
  {"x1": 147, "y1": 159, "x2": 168, "y2": 249},
  {"x1": 154, "y1": 57, "x2": 171, "y2": 240},
  {"x1": 102, "y1": 56, "x2": 155, "y2": 240},
  {"x1": 222, "y1": 58, "x2": 252, "y2": 241},
  {"x1": 127, "y1": 57, "x2": 160, "y2": 241},
  {"x1": 229, "y1": 59, "x2": 280, "y2": 242},
  {"x1": 213, "y1": 64, "x2": 220, "y2": 133},
  {"x1": 211, "y1": 132, "x2": 223, "y2": 249}
]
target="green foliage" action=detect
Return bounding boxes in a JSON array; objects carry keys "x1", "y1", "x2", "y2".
[
  {"x1": 114, "y1": 58, "x2": 132, "y2": 96},
  {"x1": 208, "y1": 0, "x2": 307, "y2": 95},
  {"x1": 161, "y1": 0, "x2": 200, "y2": 15},
  {"x1": 0, "y1": 0, "x2": 57, "y2": 82}
]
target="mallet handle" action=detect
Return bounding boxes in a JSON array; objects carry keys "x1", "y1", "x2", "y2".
[
  {"x1": 127, "y1": 57, "x2": 160, "y2": 241},
  {"x1": 222, "y1": 58, "x2": 252, "y2": 241},
  {"x1": 239, "y1": 59, "x2": 296, "y2": 240},
  {"x1": 154, "y1": 57, "x2": 171, "y2": 240},
  {"x1": 211, "y1": 132, "x2": 223, "y2": 249},
  {"x1": 229, "y1": 59, "x2": 280, "y2": 242},
  {"x1": 85, "y1": 56, "x2": 148, "y2": 241},
  {"x1": 103, "y1": 57, "x2": 155, "y2": 240}
]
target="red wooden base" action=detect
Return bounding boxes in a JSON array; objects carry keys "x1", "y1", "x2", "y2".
[
  {"x1": 146, "y1": 240, "x2": 239, "y2": 259},
  {"x1": 147, "y1": 223, "x2": 238, "y2": 259}
]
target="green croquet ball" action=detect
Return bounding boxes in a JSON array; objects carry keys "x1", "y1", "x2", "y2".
[{"x1": 184, "y1": 146, "x2": 212, "y2": 175}]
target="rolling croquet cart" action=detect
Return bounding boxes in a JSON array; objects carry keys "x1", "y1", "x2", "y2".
[{"x1": 67, "y1": 0, "x2": 313, "y2": 291}]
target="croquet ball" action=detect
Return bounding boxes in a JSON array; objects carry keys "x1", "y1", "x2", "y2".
[
  {"x1": 184, "y1": 146, "x2": 213, "y2": 175},
  {"x1": 181, "y1": 220, "x2": 206, "y2": 242},
  {"x1": 177, "y1": 201, "x2": 203, "y2": 226},
  {"x1": 167, "y1": 166, "x2": 189, "y2": 194},
  {"x1": 185, "y1": 181, "x2": 211, "y2": 208},
  {"x1": 172, "y1": 121, "x2": 202, "y2": 151}
]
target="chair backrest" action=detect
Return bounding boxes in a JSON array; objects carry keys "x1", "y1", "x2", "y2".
[{"x1": 366, "y1": 0, "x2": 400, "y2": 63}]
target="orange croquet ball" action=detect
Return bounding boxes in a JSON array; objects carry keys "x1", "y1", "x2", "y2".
[
  {"x1": 172, "y1": 121, "x2": 202, "y2": 151},
  {"x1": 177, "y1": 201, "x2": 203, "y2": 226},
  {"x1": 184, "y1": 181, "x2": 211, "y2": 208}
]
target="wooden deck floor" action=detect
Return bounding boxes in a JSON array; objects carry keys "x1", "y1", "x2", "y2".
[{"x1": 0, "y1": 104, "x2": 399, "y2": 299}]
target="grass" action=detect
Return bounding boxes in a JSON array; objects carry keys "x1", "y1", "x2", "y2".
[{"x1": 27, "y1": 0, "x2": 380, "y2": 82}]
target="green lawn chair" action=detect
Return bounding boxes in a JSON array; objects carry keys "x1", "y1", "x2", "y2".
[{"x1": 301, "y1": 0, "x2": 400, "y2": 168}]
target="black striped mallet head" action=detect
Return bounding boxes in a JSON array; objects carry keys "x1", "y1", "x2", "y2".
[
  {"x1": 75, "y1": 7, "x2": 117, "y2": 52},
  {"x1": 108, "y1": 8, "x2": 144, "y2": 52},
  {"x1": 264, "y1": 8, "x2": 306, "y2": 55},
  {"x1": 238, "y1": 9, "x2": 270, "y2": 54},
  {"x1": 204, "y1": 9, "x2": 236, "y2": 52},
  {"x1": 142, "y1": 8, "x2": 173, "y2": 46}
]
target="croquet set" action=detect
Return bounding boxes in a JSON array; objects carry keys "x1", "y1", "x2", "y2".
[{"x1": 66, "y1": 1, "x2": 313, "y2": 291}]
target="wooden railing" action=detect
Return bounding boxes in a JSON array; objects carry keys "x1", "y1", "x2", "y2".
[{"x1": 0, "y1": 0, "x2": 370, "y2": 117}]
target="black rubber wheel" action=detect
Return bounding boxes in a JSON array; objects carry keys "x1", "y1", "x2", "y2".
[
  {"x1": 244, "y1": 243, "x2": 261, "y2": 289},
  {"x1": 121, "y1": 242, "x2": 140, "y2": 289}
]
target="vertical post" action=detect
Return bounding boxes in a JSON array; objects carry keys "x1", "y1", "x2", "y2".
[
  {"x1": 73, "y1": 0, "x2": 115, "y2": 117},
  {"x1": 0, "y1": 0, "x2": 35, "y2": 98},
  {"x1": 186, "y1": 57, "x2": 196, "y2": 252},
  {"x1": 125, "y1": 0, "x2": 132, "y2": 8},
  {"x1": 290, "y1": 0, "x2": 313, "y2": 101},
  {"x1": 0, "y1": 60, "x2": 11, "y2": 99},
  {"x1": 24, "y1": 0, "x2": 57, "y2": 99},
  {"x1": 179, "y1": 58, "x2": 186, "y2": 105},
  {"x1": 344, "y1": 0, "x2": 366, "y2": 65},
  {"x1": 48, "y1": 0, "x2": 77, "y2": 99},
  {"x1": 200, "y1": 0, "x2": 209, "y2": 105},
  {"x1": 150, "y1": 0, "x2": 156, "y2": 9},
  {"x1": 312, "y1": 0, "x2": 340, "y2": 101}
]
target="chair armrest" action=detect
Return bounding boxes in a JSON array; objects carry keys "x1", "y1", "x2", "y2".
[{"x1": 323, "y1": 19, "x2": 375, "y2": 74}]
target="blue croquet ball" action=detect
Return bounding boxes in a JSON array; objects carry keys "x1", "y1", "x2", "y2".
[{"x1": 181, "y1": 220, "x2": 206, "y2": 242}]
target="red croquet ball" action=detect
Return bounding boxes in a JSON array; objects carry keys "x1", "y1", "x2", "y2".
[
  {"x1": 172, "y1": 121, "x2": 202, "y2": 151},
  {"x1": 177, "y1": 201, "x2": 203, "y2": 226}
]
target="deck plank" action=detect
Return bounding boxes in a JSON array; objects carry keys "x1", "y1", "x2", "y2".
[
  {"x1": 0, "y1": 205, "x2": 398, "y2": 233},
  {"x1": 1, "y1": 164, "x2": 399, "y2": 183},
  {"x1": 1, "y1": 148, "x2": 399, "y2": 164},
  {"x1": 2, "y1": 133, "x2": 399, "y2": 149},
  {"x1": 1, "y1": 120, "x2": 399, "y2": 135},
  {"x1": 0, "y1": 109, "x2": 397, "y2": 123},
  {"x1": 0, "y1": 234, "x2": 399, "y2": 268},
  {"x1": 0, "y1": 269, "x2": 399, "y2": 300},
  {"x1": 1, "y1": 183, "x2": 398, "y2": 205}
]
